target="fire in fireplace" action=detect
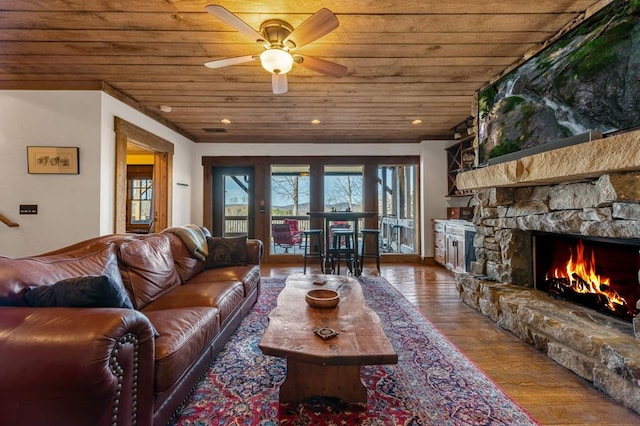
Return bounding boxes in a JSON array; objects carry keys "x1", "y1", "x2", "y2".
[{"x1": 533, "y1": 232, "x2": 640, "y2": 322}]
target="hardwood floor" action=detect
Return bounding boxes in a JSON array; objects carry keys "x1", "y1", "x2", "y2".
[{"x1": 261, "y1": 262, "x2": 640, "y2": 426}]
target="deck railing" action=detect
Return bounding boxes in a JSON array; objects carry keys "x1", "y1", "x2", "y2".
[
  {"x1": 224, "y1": 215, "x2": 312, "y2": 235},
  {"x1": 224, "y1": 214, "x2": 415, "y2": 254}
]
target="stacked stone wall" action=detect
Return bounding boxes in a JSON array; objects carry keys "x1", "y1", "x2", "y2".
[{"x1": 471, "y1": 172, "x2": 640, "y2": 285}]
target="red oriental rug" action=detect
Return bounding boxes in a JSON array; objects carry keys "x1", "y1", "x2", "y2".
[{"x1": 172, "y1": 276, "x2": 538, "y2": 425}]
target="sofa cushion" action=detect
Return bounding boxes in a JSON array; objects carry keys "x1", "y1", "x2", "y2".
[
  {"x1": 0, "y1": 243, "x2": 124, "y2": 306},
  {"x1": 24, "y1": 275, "x2": 133, "y2": 309},
  {"x1": 163, "y1": 232, "x2": 204, "y2": 283},
  {"x1": 188, "y1": 265, "x2": 260, "y2": 297},
  {"x1": 142, "y1": 307, "x2": 220, "y2": 394},
  {"x1": 117, "y1": 235, "x2": 181, "y2": 309},
  {"x1": 143, "y1": 279, "x2": 245, "y2": 324},
  {"x1": 204, "y1": 236, "x2": 247, "y2": 269}
]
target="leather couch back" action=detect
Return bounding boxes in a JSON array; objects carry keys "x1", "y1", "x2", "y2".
[
  {"x1": 116, "y1": 234, "x2": 181, "y2": 309},
  {"x1": 0, "y1": 234, "x2": 182, "y2": 309},
  {"x1": 0, "y1": 230, "x2": 263, "y2": 308},
  {"x1": 163, "y1": 232, "x2": 204, "y2": 282},
  {"x1": 0, "y1": 243, "x2": 124, "y2": 306}
]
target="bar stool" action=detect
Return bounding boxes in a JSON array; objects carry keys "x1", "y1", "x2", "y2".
[
  {"x1": 302, "y1": 229, "x2": 324, "y2": 274},
  {"x1": 330, "y1": 229, "x2": 357, "y2": 275},
  {"x1": 360, "y1": 229, "x2": 381, "y2": 275}
]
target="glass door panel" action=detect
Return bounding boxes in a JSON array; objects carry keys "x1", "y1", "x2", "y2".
[
  {"x1": 270, "y1": 165, "x2": 310, "y2": 254},
  {"x1": 378, "y1": 164, "x2": 417, "y2": 254},
  {"x1": 212, "y1": 167, "x2": 254, "y2": 237}
]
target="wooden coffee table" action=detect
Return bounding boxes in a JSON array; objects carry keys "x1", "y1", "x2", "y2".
[{"x1": 258, "y1": 273, "x2": 398, "y2": 404}]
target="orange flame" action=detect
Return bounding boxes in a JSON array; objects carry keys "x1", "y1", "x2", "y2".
[{"x1": 549, "y1": 240, "x2": 627, "y2": 311}]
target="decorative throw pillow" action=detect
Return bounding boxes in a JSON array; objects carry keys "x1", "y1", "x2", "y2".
[
  {"x1": 204, "y1": 236, "x2": 247, "y2": 269},
  {"x1": 24, "y1": 275, "x2": 134, "y2": 309}
]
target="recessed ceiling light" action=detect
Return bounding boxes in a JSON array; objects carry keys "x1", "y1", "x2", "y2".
[
  {"x1": 220, "y1": 118, "x2": 232, "y2": 124},
  {"x1": 159, "y1": 105, "x2": 172, "y2": 113},
  {"x1": 411, "y1": 119, "x2": 423, "y2": 125},
  {"x1": 311, "y1": 119, "x2": 321, "y2": 125}
]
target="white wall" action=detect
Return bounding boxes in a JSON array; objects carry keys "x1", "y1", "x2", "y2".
[
  {"x1": 0, "y1": 91, "x2": 196, "y2": 257},
  {"x1": 0, "y1": 91, "x2": 103, "y2": 256},
  {"x1": 420, "y1": 140, "x2": 452, "y2": 257}
]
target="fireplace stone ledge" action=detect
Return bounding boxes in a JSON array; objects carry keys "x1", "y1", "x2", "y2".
[
  {"x1": 457, "y1": 273, "x2": 640, "y2": 414},
  {"x1": 457, "y1": 130, "x2": 640, "y2": 190}
]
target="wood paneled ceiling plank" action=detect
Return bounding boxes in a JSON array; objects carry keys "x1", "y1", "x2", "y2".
[
  {"x1": 0, "y1": 0, "x2": 608, "y2": 144},
  {"x1": 1, "y1": 0, "x2": 598, "y2": 14}
]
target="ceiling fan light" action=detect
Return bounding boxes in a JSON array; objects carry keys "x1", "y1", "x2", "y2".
[{"x1": 260, "y1": 49, "x2": 293, "y2": 74}]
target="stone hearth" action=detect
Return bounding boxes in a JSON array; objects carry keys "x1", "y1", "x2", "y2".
[
  {"x1": 457, "y1": 276, "x2": 640, "y2": 414},
  {"x1": 452, "y1": 158, "x2": 640, "y2": 413}
]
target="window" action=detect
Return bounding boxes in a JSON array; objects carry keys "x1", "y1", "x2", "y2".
[
  {"x1": 378, "y1": 165, "x2": 417, "y2": 254},
  {"x1": 324, "y1": 165, "x2": 363, "y2": 212},
  {"x1": 270, "y1": 165, "x2": 310, "y2": 254},
  {"x1": 129, "y1": 178, "x2": 153, "y2": 224}
]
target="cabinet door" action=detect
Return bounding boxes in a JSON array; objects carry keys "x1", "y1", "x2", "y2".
[
  {"x1": 453, "y1": 235, "x2": 465, "y2": 272},
  {"x1": 434, "y1": 232, "x2": 446, "y2": 265}
]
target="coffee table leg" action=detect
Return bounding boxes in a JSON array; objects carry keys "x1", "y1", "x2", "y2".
[{"x1": 279, "y1": 360, "x2": 367, "y2": 404}]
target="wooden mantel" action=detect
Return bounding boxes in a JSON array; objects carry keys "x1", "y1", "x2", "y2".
[{"x1": 457, "y1": 129, "x2": 640, "y2": 190}]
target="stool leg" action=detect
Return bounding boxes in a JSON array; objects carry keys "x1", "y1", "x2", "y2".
[
  {"x1": 316, "y1": 232, "x2": 324, "y2": 274},
  {"x1": 331, "y1": 234, "x2": 339, "y2": 275},
  {"x1": 337, "y1": 235, "x2": 342, "y2": 275},
  {"x1": 360, "y1": 231, "x2": 382, "y2": 276},
  {"x1": 375, "y1": 236, "x2": 380, "y2": 274},
  {"x1": 303, "y1": 233, "x2": 309, "y2": 274},
  {"x1": 345, "y1": 235, "x2": 351, "y2": 275},
  {"x1": 360, "y1": 235, "x2": 365, "y2": 275}
]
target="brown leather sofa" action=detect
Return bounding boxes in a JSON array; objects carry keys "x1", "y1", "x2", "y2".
[{"x1": 0, "y1": 227, "x2": 263, "y2": 426}]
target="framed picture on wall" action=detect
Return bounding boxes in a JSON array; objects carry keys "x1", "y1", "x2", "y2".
[{"x1": 27, "y1": 146, "x2": 79, "y2": 174}]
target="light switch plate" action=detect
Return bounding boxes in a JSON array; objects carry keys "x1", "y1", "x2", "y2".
[{"x1": 19, "y1": 204, "x2": 38, "y2": 214}]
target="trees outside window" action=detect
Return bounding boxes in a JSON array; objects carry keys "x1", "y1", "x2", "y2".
[
  {"x1": 271, "y1": 165, "x2": 310, "y2": 216},
  {"x1": 324, "y1": 165, "x2": 363, "y2": 211}
]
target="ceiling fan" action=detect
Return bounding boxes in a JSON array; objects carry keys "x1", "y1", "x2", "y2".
[{"x1": 204, "y1": 5, "x2": 347, "y2": 94}]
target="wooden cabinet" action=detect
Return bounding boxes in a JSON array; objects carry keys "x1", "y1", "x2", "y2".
[
  {"x1": 433, "y1": 219, "x2": 476, "y2": 272},
  {"x1": 445, "y1": 223, "x2": 466, "y2": 272},
  {"x1": 433, "y1": 220, "x2": 446, "y2": 265},
  {"x1": 446, "y1": 134, "x2": 475, "y2": 197}
]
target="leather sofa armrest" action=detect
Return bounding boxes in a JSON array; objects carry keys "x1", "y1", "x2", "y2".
[
  {"x1": 246, "y1": 239, "x2": 264, "y2": 265},
  {"x1": 0, "y1": 307, "x2": 155, "y2": 426}
]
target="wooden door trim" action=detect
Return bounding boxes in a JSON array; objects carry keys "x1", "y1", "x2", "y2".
[{"x1": 114, "y1": 117, "x2": 173, "y2": 233}]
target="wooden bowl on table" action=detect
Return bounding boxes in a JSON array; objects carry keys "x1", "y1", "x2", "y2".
[{"x1": 305, "y1": 289, "x2": 340, "y2": 309}]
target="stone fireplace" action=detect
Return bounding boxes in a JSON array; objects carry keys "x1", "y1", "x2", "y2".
[{"x1": 454, "y1": 132, "x2": 640, "y2": 414}]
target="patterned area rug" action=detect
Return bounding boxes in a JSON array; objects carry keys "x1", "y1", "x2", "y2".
[{"x1": 172, "y1": 276, "x2": 538, "y2": 425}]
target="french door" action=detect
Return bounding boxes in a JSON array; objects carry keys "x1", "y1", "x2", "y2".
[{"x1": 211, "y1": 167, "x2": 255, "y2": 237}]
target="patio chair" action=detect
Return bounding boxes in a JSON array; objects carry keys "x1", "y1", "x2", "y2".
[
  {"x1": 272, "y1": 223, "x2": 297, "y2": 253},
  {"x1": 283, "y1": 218, "x2": 303, "y2": 248}
]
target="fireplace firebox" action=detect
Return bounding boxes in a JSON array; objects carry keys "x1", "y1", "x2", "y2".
[{"x1": 533, "y1": 232, "x2": 640, "y2": 322}]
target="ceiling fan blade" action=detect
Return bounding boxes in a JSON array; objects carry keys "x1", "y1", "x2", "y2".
[
  {"x1": 204, "y1": 55, "x2": 257, "y2": 69},
  {"x1": 272, "y1": 73, "x2": 288, "y2": 94},
  {"x1": 205, "y1": 5, "x2": 265, "y2": 44},
  {"x1": 283, "y1": 8, "x2": 339, "y2": 49},
  {"x1": 295, "y1": 55, "x2": 347, "y2": 78}
]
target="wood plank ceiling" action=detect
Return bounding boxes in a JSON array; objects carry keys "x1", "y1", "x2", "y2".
[{"x1": 0, "y1": 0, "x2": 605, "y2": 144}]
